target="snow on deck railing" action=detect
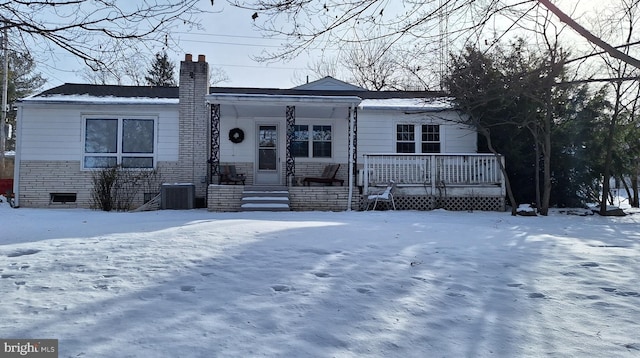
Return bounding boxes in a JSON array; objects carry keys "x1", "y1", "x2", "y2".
[{"x1": 362, "y1": 153, "x2": 504, "y2": 193}]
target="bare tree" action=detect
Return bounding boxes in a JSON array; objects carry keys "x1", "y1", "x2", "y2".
[
  {"x1": 83, "y1": 51, "x2": 231, "y2": 87},
  {"x1": 82, "y1": 51, "x2": 147, "y2": 85},
  {"x1": 210, "y1": 67, "x2": 231, "y2": 86},
  {"x1": 301, "y1": 39, "x2": 433, "y2": 90},
  {"x1": 587, "y1": 0, "x2": 640, "y2": 214},
  {"x1": 1, "y1": 1, "x2": 210, "y2": 70},
  {"x1": 230, "y1": 1, "x2": 546, "y2": 60},
  {"x1": 231, "y1": 1, "x2": 640, "y2": 78}
]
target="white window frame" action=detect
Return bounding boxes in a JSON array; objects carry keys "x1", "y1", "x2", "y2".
[
  {"x1": 82, "y1": 115, "x2": 158, "y2": 170},
  {"x1": 396, "y1": 124, "x2": 416, "y2": 153},
  {"x1": 421, "y1": 124, "x2": 441, "y2": 153},
  {"x1": 291, "y1": 122, "x2": 334, "y2": 159},
  {"x1": 395, "y1": 122, "x2": 441, "y2": 153}
]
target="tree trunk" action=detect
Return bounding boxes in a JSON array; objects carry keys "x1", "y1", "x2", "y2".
[
  {"x1": 534, "y1": 130, "x2": 541, "y2": 211},
  {"x1": 480, "y1": 127, "x2": 517, "y2": 215},
  {"x1": 539, "y1": 61, "x2": 556, "y2": 216},
  {"x1": 600, "y1": 83, "x2": 622, "y2": 215},
  {"x1": 633, "y1": 162, "x2": 640, "y2": 207}
]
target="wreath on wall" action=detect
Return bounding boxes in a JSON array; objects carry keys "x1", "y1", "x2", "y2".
[{"x1": 228, "y1": 128, "x2": 245, "y2": 143}]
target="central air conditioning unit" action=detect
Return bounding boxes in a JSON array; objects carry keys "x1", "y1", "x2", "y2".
[{"x1": 161, "y1": 183, "x2": 195, "y2": 209}]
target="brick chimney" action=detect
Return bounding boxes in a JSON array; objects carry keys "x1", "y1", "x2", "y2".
[{"x1": 178, "y1": 54, "x2": 210, "y2": 200}]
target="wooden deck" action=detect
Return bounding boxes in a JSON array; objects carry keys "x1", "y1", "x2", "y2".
[{"x1": 361, "y1": 153, "x2": 505, "y2": 196}]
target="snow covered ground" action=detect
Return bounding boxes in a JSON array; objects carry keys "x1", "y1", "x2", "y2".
[{"x1": 1, "y1": 197, "x2": 639, "y2": 357}]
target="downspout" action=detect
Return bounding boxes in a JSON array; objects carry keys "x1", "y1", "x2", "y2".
[{"x1": 347, "y1": 104, "x2": 355, "y2": 211}]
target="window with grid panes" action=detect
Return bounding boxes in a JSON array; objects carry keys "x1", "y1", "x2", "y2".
[
  {"x1": 396, "y1": 124, "x2": 415, "y2": 153},
  {"x1": 291, "y1": 124, "x2": 309, "y2": 157},
  {"x1": 291, "y1": 124, "x2": 332, "y2": 158},
  {"x1": 421, "y1": 124, "x2": 441, "y2": 153},
  {"x1": 312, "y1": 125, "x2": 332, "y2": 158}
]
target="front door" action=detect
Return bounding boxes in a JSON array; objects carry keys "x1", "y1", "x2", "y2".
[{"x1": 255, "y1": 124, "x2": 280, "y2": 185}]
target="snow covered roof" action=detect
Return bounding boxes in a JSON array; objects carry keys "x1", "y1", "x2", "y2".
[
  {"x1": 19, "y1": 83, "x2": 453, "y2": 110},
  {"x1": 21, "y1": 94, "x2": 179, "y2": 105},
  {"x1": 18, "y1": 83, "x2": 179, "y2": 105},
  {"x1": 359, "y1": 97, "x2": 454, "y2": 111}
]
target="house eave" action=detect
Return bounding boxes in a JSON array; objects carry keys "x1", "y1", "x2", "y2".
[
  {"x1": 17, "y1": 96, "x2": 179, "y2": 106},
  {"x1": 205, "y1": 93, "x2": 363, "y2": 106}
]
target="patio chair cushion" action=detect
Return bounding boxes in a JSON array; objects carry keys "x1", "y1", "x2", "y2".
[{"x1": 303, "y1": 164, "x2": 344, "y2": 186}]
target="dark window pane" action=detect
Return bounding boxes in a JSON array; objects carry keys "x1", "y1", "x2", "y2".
[
  {"x1": 122, "y1": 157, "x2": 154, "y2": 168},
  {"x1": 84, "y1": 156, "x2": 117, "y2": 168},
  {"x1": 422, "y1": 143, "x2": 441, "y2": 153},
  {"x1": 123, "y1": 119, "x2": 154, "y2": 153},
  {"x1": 311, "y1": 125, "x2": 331, "y2": 158},
  {"x1": 291, "y1": 141, "x2": 309, "y2": 157},
  {"x1": 85, "y1": 119, "x2": 117, "y2": 153},
  {"x1": 313, "y1": 142, "x2": 332, "y2": 158},
  {"x1": 422, "y1": 124, "x2": 440, "y2": 142},
  {"x1": 396, "y1": 124, "x2": 414, "y2": 141},
  {"x1": 396, "y1": 142, "x2": 415, "y2": 153},
  {"x1": 259, "y1": 149, "x2": 277, "y2": 170}
]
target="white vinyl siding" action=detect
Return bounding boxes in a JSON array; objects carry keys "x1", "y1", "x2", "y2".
[
  {"x1": 357, "y1": 110, "x2": 476, "y2": 154},
  {"x1": 18, "y1": 103, "x2": 179, "y2": 162}
]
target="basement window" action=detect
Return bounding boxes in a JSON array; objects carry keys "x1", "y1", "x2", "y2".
[{"x1": 50, "y1": 193, "x2": 77, "y2": 204}]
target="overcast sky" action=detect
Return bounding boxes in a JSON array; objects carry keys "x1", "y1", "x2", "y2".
[
  {"x1": 35, "y1": 3, "x2": 318, "y2": 90},
  {"x1": 33, "y1": 0, "x2": 601, "y2": 91}
]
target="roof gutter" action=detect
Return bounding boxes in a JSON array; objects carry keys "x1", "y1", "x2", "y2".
[
  {"x1": 205, "y1": 93, "x2": 363, "y2": 107},
  {"x1": 17, "y1": 98, "x2": 179, "y2": 106}
]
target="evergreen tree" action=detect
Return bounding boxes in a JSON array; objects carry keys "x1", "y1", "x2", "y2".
[
  {"x1": 145, "y1": 52, "x2": 176, "y2": 87},
  {"x1": 445, "y1": 41, "x2": 599, "y2": 210},
  {"x1": 2, "y1": 51, "x2": 46, "y2": 151}
]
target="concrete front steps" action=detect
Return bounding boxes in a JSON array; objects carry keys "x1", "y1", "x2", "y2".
[{"x1": 241, "y1": 186, "x2": 290, "y2": 211}]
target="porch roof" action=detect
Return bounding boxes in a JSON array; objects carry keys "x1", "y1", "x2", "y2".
[{"x1": 205, "y1": 93, "x2": 362, "y2": 107}]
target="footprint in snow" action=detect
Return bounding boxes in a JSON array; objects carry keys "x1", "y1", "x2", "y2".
[
  {"x1": 181, "y1": 285, "x2": 196, "y2": 292},
  {"x1": 602, "y1": 287, "x2": 640, "y2": 297},
  {"x1": 528, "y1": 292, "x2": 546, "y2": 299},
  {"x1": 616, "y1": 291, "x2": 639, "y2": 297},
  {"x1": 271, "y1": 285, "x2": 292, "y2": 292},
  {"x1": 581, "y1": 262, "x2": 599, "y2": 268},
  {"x1": 7, "y1": 249, "x2": 41, "y2": 258},
  {"x1": 356, "y1": 287, "x2": 372, "y2": 294},
  {"x1": 313, "y1": 272, "x2": 331, "y2": 278},
  {"x1": 298, "y1": 248, "x2": 332, "y2": 255},
  {"x1": 446, "y1": 292, "x2": 465, "y2": 297}
]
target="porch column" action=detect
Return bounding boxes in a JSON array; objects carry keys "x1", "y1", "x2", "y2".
[
  {"x1": 208, "y1": 103, "x2": 221, "y2": 184},
  {"x1": 285, "y1": 105, "x2": 296, "y2": 185},
  {"x1": 352, "y1": 106, "x2": 358, "y2": 174}
]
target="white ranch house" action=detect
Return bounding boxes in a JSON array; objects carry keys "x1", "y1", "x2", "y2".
[{"x1": 13, "y1": 54, "x2": 505, "y2": 211}]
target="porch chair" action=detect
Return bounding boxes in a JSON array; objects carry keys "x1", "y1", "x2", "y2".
[
  {"x1": 218, "y1": 165, "x2": 246, "y2": 185},
  {"x1": 367, "y1": 180, "x2": 396, "y2": 210},
  {"x1": 302, "y1": 164, "x2": 344, "y2": 186}
]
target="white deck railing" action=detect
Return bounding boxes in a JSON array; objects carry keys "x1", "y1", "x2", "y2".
[{"x1": 362, "y1": 153, "x2": 504, "y2": 193}]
